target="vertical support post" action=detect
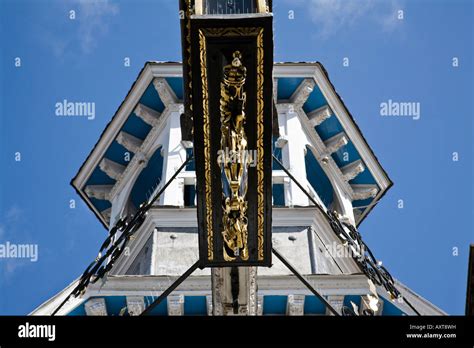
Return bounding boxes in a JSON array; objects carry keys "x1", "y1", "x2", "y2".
[
  {"x1": 333, "y1": 182, "x2": 356, "y2": 226},
  {"x1": 277, "y1": 104, "x2": 309, "y2": 207},
  {"x1": 161, "y1": 104, "x2": 187, "y2": 206},
  {"x1": 211, "y1": 267, "x2": 258, "y2": 315},
  {"x1": 326, "y1": 295, "x2": 344, "y2": 316}
]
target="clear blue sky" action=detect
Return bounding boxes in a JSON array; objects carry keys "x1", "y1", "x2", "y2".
[{"x1": 0, "y1": 0, "x2": 472, "y2": 315}]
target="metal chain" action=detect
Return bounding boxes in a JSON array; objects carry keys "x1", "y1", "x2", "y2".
[
  {"x1": 272, "y1": 155, "x2": 420, "y2": 315},
  {"x1": 52, "y1": 156, "x2": 193, "y2": 315}
]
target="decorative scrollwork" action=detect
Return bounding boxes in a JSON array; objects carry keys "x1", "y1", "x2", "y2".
[
  {"x1": 219, "y1": 51, "x2": 250, "y2": 261},
  {"x1": 200, "y1": 27, "x2": 265, "y2": 261},
  {"x1": 70, "y1": 202, "x2": 149, "y2": 299},
  {"x1": 326, "y1": 210, "x2": 402, "y2": 300},
  {"x1": 199, "y1": 29, "x2": 214, "y2": 260}
]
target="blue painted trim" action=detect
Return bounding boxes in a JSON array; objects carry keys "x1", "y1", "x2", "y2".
[
  {"x1": 184, "y1": 296, "x2": 207, "y2": 316},
  {"x1": 130, "y1": 146, "x2": 164, "y2": 208},
  {"x1": 382, "y1": 298, "x2": 406, "y2": 316},
  {"x1": 166, "y1": 77, "x2": 184, "y2": 100},
  {"x1": 315, "y1": 116, "x2": 344, "y2": 142},
  {"x1": 86, "y1": 166, "x2": 116, "y2": 186},
  {"x1": 140, "y1": 82, "x2": 165, "y2": 112},
  {"x1": 272, "y1": 183, "x2": 285, "y2": 206},
  {"x1": 104, "y1": 141, "x2": 134, "y2": 165},
  {"x1": 184, "y1": 184, "x2": 196, "y2": 207},
  {"x1": 304, "y1": 295, "x2": 326, "y2": 315},
  {"x1": 104, "y1": 296, "x2": 128, "y2": 316},
  {"x1": 144, "y1": 296, "x2": 168, "y2": 316},
  {"x1": 89, "y1": 197, "x2": 111, "y2": 212},
  {"x1": 263, "y1": 295, "x2": 288, "y2": 315},
  {"x1": 305, "y1": 145, "x2": 334, "y2": 208},
  {"x1": 303, "y1": 86, "x2": 326, "y2": 114},
  {"x1": 122, "y1": 113, "x2": 152, "y2": 141},
  {"x1": 277, "y1": 78, "x2": 304, "y2": 100}
]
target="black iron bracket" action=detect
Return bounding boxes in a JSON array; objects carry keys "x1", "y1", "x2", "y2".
[
  {"x1": 141, "y1": 260, "x2": 200, "y2": 316},
  {"x1": 272, "y1": 247, "x2": 340, "y2": 316},
  {"x1": 272, "y1": 155, "x2": 420, "y2": 316},
  {"x1": 52, "y1": 156, "x2": 194, "y2": 316}
]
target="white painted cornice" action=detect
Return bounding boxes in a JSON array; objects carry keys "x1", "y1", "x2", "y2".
[
  {"x1": 273, "y1": 77, "x2": 278, "y2": 102},
  {"x1": 30, "y1": 270, "x2": 445, "y2": 316},
  {"x1": 29, "y1": 278, "x2": 82, "y2": 316},
  {"x1": 273, "y1": 62, "x2": 392, "y2": 224},
  {"x1": 273, "y1": 63, "x2": 321, "y2": 78},
  {"x1": 87, "y1": 274, "x2": 371, "y2": 298},
  {"x1": 110, "y1": 206, "x2": 361, "y2": 277},
  {"x1": 72, "y1": 62, "x2": 183, "y2": 228},
  {"x1": 72, "y1": 63, "x2": 156, "y2": 191},
  {"x1": 312, "y1": 64, "x2": 391, "y2": 192},
  {"x1": 73, "y1": 62, "x2": 391, "y2": 228},
  {"x1": 389, "y1": 280, "x2": 447, "y2": 315}
]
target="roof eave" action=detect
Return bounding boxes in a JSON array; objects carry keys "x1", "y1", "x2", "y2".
[{"x1": 71, "y1": 62, "x2": 184, "y2": 230}]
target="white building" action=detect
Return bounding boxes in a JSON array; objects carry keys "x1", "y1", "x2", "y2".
[{"x1": 32, "y1": 62, "x2": 445, "y2": 316}]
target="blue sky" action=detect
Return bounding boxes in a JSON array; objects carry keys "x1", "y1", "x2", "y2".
[{"x1": 0, "y1": 0, "x2": 472, "y2": 315}]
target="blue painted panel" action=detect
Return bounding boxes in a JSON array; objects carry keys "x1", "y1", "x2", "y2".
[
  {"x1": 68, "y1": 302, "x2": 87, "y2": 316},
  {"x1": 331, "y1": 142, "x2": 360, "y2": 168},
  {"x1": 315, "y1": 115, "x2": 344, "y2": 142},
  {"x1": 140, "y1": 82, "x2": 165, "y2": 112},
  {"x1": 303, "y1": 86, "x2": 327, "y2": 114},
  {"x1": 352, "y1": 197, "x2": 373, "y2": 208},
  {"x1": 104, "y1": 141, "x2": 134, "y2": 165},
  {"x1": 184, "y1": 296, "x2": 207, "y2": 315},
  {"x1": 86, "y1": 166, "x2": 116, "y2": 186},
  {"x1": 263, "y1": 295, "x2": 287, "y2": 315},
  {"x1": 331, "y1": 144, "x2": 377, "y2": 186},
  {"x1": 89, "y1": 197, "x2": 111, "y2": 212},
  {"x1": 185, "y1": 148, "x2": 195, "y2": 171},
  {"x1": 144, "y1": 296, "x2": 168, "y2": 315},
  {"x1": 122, "y1": 113, "x2": 152, "y2": 141},
  {"x1": 382, "y1": 298, "x2": 406, "y2": 316},
  {"x1": 184, "y1": 184, "x2": 196, "y2": 207},
  {"x1": 343, "y1": 295, "x2": 362, "y2": 311},
  {"x1": 272, "y1": 183, "x2": 285, "y2": 206},
  {"x1": 68, "y1": 296, "x2": 129, "y2": 316},
  {"x1": 349, "y1": 169, "x2": 377, "y2": 185},
  {"x1": 305, "y1": 146, "x2": 334, "y2": 208},
  {"x1": 166, "y1": 77, "x2": 184, "y2": 100},
  {"x1": 104, "y1": 296, "x2": 128, "y2": 316},
  {"x1": 277, "y1": 78, "x2": 304, "y2": 100},
  {"x1": 130, "y1": 147, "x2": 164, "y2": 208},
  {"x1": 304, "y1": 296, "x2": 326, "y2": 315}
]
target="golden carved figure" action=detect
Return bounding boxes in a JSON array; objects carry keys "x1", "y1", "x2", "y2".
[{"x1": 219, "y1": 51, "x2": 250, "y2": 261}]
